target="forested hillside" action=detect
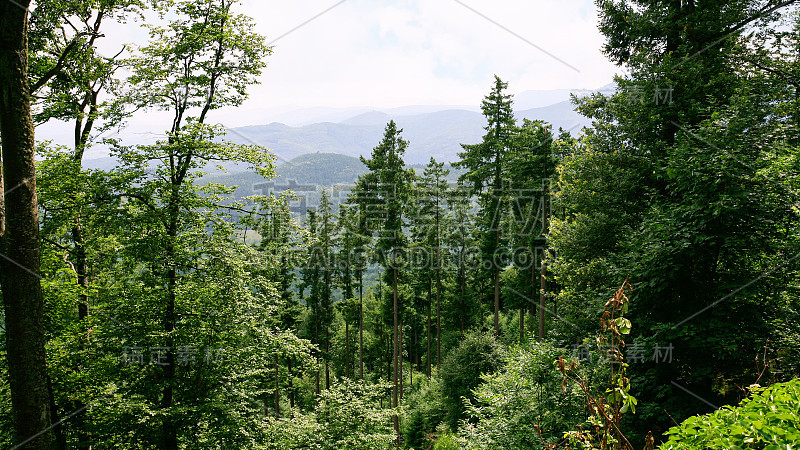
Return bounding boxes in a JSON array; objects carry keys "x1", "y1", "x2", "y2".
[{"x1": 1, "y1": 1, "x2": 799, "y2": 449}]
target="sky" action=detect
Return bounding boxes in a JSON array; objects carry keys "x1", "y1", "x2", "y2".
[
  {"x1": 236, "y1": 0, "x2": 619, "y2": 110},
  {"x1": 38, "y1": 0, "x2": 622, "y2": 152}
]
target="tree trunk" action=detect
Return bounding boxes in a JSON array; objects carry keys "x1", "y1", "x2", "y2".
[
  {"x1": 359, "y1": 274, "x2": 364, "y2": 380},
  {"x1": 426, "y1": 282, "x2": 431, "y2": 378},
  {"x1": 459, "y1": 252, "x2": 466, "y2": 334},
  {"x1": 0, "y1": 1, "x2": 55, "y2": 446},
  {"x1": 47, "y1": 375, "x2": 67, "y2": 450},
  {"x1": 538, "y1": 262, "x2": 546, "y2": 341},
  {"x1": 161, "y1": 260, "x2": 177, "y2": 449},
  {"x1": 519, "y1": 307, "x2": 525, "y2": 344},
  {"x1": 345, "y1": 320, "x2": 351, "y2": 378},
  {"x1": 436, "y1": 248, "x2": 442, "y2": 372},
  {"x1": 392, "y1": 257, "x2": 400, "y2": 438},
  {"x1": 314, "y1": 306, "x2": 320, "y2": 395},
  {"x1": 493, "y1": 268, "x2": 500, "y2": 336},
  {"x1": 325, "y1": 324, "x2": 330, "y2": 390},
  {"x1": 288, "y1": 357, "x2": 294, "y2": 410},
  {"x1": 72, "y1": 219, "x2": 91, "y2": 448},
  {"x1": 530, "y1": 263, "x2": 536, "y2": 333},
  {"x1": 399, "y1": 319, "x2": 403, "y2": 400},
  {"x1": 274, "y1": 354, "x2": 280, "y2": 419},
  {"x1": 74, "y1": 222, "x2": 89, "y2": 320}
]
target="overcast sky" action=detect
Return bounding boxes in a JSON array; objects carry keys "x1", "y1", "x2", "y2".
[
  {"x1": 39, "y1": 0, "x2": 622, "y2": 150},
  {"x1": 234, "y1": 0, "x2": 618, "y2": 110}
]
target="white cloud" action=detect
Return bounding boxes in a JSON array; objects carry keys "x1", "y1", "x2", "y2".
[
  {"x1": 235, "y1": 0, "x2": 618, "y2": 111},
  {"x1": 36, "y1": 0, "x2": 621, "y2": 146}
]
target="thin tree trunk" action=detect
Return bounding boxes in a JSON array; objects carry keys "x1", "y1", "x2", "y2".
[
  {"x1": 72, "y1": 219, "x2": 91, "y2": 449},
  {"x1": 399, "y1": 318, "x2": 404, "y2": 400},
  {"x1": 494, "y1": 267, "x2": 500, "y2": 336},
  {"x1": 392, "y1": 256, "x2": 400, "y2": 438},
  {"x1": 162, "y1": 255, "x2": 177, "y2": 449},
  {"x1": 314, "y1": 306, "x2": 320, "y2": 395},
  {"x1": 359, "y1": 273, "x2": 364, "y2": 380},
  {"x1": 426, "y1": 282, "x2": 432, "y2": 378},
  {"x1": 538, "y1": 262, "x2": 546, "y2": 341},
  {"x1": 74, "y1": 222, "x2": 89, "y2": 319},
  {"x1": 325, "y1": 325, "x2": 330, "y2": 390},
  {"x1": 345, "y1": 321, "x2": 351, "y2": 378},
  {"x1": 460, "y1": 252, "x2": 466, "y2": 334},
  {"x1": 436, "y1": 248, "x2": 442, "y2": 372},
  {"x1": 288, "y1": 357, "x2": 294, "y2": 410},
  {"x1": 530, "y1": 256, "x2": 538, "y2": 332},
  {"x1": 520, "y1": 307, "x2": 525, "y2": 344},
  {"x1": 47, "y1": 376, "x2": 67, "y2": 450},
  {"x1": 0, "y1": 2, "x2": 54, "y2": 447},
  {"x1": 274, "y1": 354, "x2": 280, "y2": 419}
]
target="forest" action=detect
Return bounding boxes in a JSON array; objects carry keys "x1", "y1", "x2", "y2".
[{"x1": 1, "y1": 0, "x2": 800, "y2": 449}]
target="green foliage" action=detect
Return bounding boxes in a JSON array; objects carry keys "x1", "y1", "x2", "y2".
[
  {"x1": 551, "y1": 1, "x2": 800, "y2": 443},
  {"x1": 12, "y1": 0, "x2": 800, "y2": 446},
  {"x1": 559, "y1": 279, "x2": 637, "y2": 450},
  {"x1": 403, "y1": 376, "x2": 448, "y2": 448},
  {"x1": 459, "y1": 342, "x2": 586, "y2": 449},
  {"x1": 277, "y1": 153, "x2": 366, "y2": 185},
  {"x1": 263, "y1": 379, "x2": 398, "y2": 450},
  {"x1": 439, "y1": 331, "x2": 505, "y2": 428},
  {"x1": 433, "y1": 431, "x2": 461, "y2": 450},
  {"x1": 454, "y1": 75, "x2": 516, "y2": 334},
  {"x1": 659, "y1": 379, "x2": 800, "y2": 449}
]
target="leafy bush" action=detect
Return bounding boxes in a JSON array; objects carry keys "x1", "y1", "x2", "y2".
[
  {"x1": 459, "y1": 342, "x2": 587, "y2": 449},
  {"x1": 404, "y1": 377, "x2": 447, "y2": 449},
  {"x1": 659, "y1": 378, "x2": 800, "y2": 449},
  {"x1": 439, "y1": 330, "x2": 505, "y2": 428},
  {"x1": 263, "y1": 379, "x2": 397, "y2": 449},
  {"x1": 433, "y1": 431, "x2": 461, "y2": 450}
]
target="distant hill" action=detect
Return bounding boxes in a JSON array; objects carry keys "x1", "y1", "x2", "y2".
[
  {"x1": 223, "y1": 101, "x2": 591, "y2": 165},
  {"x1": 198, "y1": 153, "x2": 365, "y2": 198},
  {"x1": 275, "y1": 152, "x2": 365, "y2": 185},
  {"x1": 78, "y1": 85, "x2": 615, "y2": 169}
]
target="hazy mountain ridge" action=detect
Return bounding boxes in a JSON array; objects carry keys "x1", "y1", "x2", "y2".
[
  {"x1": 82, "y1": 85, "x2": 614, "y2": 168},
  {"x1": 224, "y1": 100, "x2": 592, "y2": 165}
]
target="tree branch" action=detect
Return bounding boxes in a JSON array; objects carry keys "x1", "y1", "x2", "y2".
[
  {"x1": 31, "y1": 34, "x2": 88, "y2": 94},
  {"x1": 721, "y1": 0, "x2": 799, "y2": 38}
]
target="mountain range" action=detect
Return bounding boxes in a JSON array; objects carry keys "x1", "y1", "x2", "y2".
[
  {"x1": 223, "y1": 99, "x2": 592, "y2": 165},
  {"x1": 82, "y1": 84, "x2": 613, "y2": 169}
]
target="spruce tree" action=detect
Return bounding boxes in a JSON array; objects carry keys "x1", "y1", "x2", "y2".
[
  {"x1": 355, "y1": 120, "x2": 414, "y2": 438},
  {"x1": 455, "y1": 75, "x2": 516, "y2": 336}
]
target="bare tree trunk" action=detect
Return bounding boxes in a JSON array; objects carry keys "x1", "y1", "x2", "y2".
[
  {"x1": 0, "y1": 2, "x2": 54, "y2": 447},
  {"x1": 345, "y1": 320, "x2": 351, "y2": 378},
  {"x1": 426, "y1": 282, "x2": 432, "y2": 378},
  {"x1": 325, "y1": 325, "x2": 330, "y2": 390},
  {"x1": 399, "y1": 319, "x2": 403, "y2": 400},
  {"x1": 538, "y1": 262, "x2": 546, "y2": 341},
  {"x1": 392, "y1": 256, "x2": 400, "y2": 438},
  {"x1": 314, "y1": 307, "x2": 320, "y2": 395},
  {"x1": 288, "y1": 357, "x2": 294, "y2": 410},
  {"x1": 359, "y1": 276, "x2": 364, "y2": 379},
  {"x1": 520, "y1": 307, "x2": 525, "y2": 344},
  {"x1": 161, "y1": 256, "x2": 177, "y2": 449},
  {"x1": 493, "y1": 268, "x2": 500, "y2": 336},
  {"x1": 436, "y1": 250, "x2": 442, "y2": 372},
  {"x1": 530, "y1": 263, "x2": 536, "y2": 333},
  {"x1": 274, "y1": 354, "x2": 280, "y2": 419},
  {"x1": 460, "y1": 252, "x2": 466, "y2": 334}
]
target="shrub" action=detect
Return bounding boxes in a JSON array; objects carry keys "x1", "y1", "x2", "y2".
[
  {"x1": 438, "y1": 330, "x2": 505, "y2": 428},
  {"x1": 262, "y1": 379, "x2": 397, "y2": 449},
  {"x1": 403, "y1": 377, "x2": 447, "y2": 449},
  {"x1": 459, "y1": 342, "x2": 587, "y2": 449},
  {"x1": 659, "y1": 378, "x2": 800, "y2": 449}
]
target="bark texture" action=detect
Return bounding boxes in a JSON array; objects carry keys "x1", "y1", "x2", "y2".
[{"x1": 0, "y1": 1, "x2": 54, "y2": 447}]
